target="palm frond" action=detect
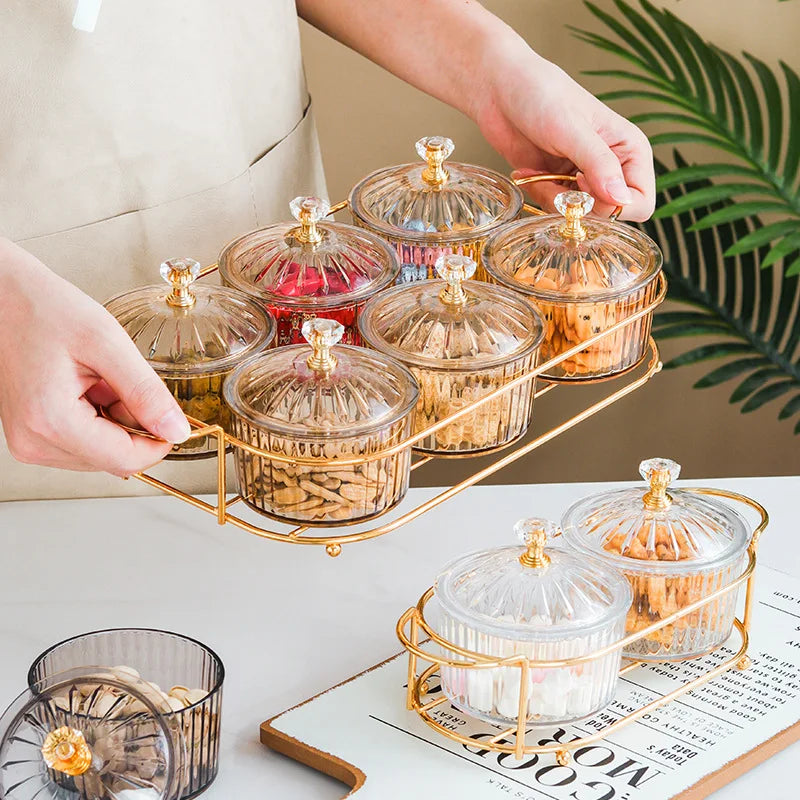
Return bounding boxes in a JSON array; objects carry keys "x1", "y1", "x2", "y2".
[
  {"x1": 576, "y1": 0, "x2": 800, "y2": 276},
  {"x1": 641, "y1": 154, "x2": 800, "y2": 431}
]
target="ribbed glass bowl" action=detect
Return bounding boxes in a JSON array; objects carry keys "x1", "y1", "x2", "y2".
[{"x1": 28, "y1": 629, "x2": 225, "y2": 799}]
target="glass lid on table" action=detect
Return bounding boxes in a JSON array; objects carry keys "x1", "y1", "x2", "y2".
[
  {"x1": 358, "y1": 254, "x2": 544, "y2": 370},
  {"x1": 349, "y1": 136, "x2": 523, "y2": 243},
  {"x1": 217, "y1": 195, "x2": 399, "y2": 306},
  {"x1": 561, "y1": 457, "x2": 750, "y2": 568},
  {"x1": 482, "y1": 190, "x2": 662, "y2": 301},
  {"x1": 0, "y1": 666, "x2": 186, "y2": 800},
  {"x1": 104, "y1": 257, "x2": 275, "y2": 376}
]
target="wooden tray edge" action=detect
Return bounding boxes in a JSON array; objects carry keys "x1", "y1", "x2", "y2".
[
  {"x1": 262, "y1": 651, "x2": 800, "y2": 800},
  {"x1": 261, "y1": 651, "x2": 403, "y2": 797}
]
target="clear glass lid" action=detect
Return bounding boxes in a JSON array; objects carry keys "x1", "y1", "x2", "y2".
[
  {"x1": 217, "y1": 196, "x2": 400, "y2": 308},
  {"x1": 434, "y1": 518, "x2": 631, "y2": 640},
  {"x1": 0, "y1": 667, "x2": 185, "y2": 800},
  {"x1": 223, "y1": 318, "x2": 419, "y2": 439},
  {"x1": 482, "y1": 191, "x2": 663, "y2": 302},
  {"x1": 358, "y1": 254, "x2": 544, "y2": 370},
  {"x1": 562, "y1": 458, "x2": 750, "y2": 570},
  {"x1": 104, "y1": 257, "x2": 275, "y2": 376},
  {"x1": 349, "y1": 136, "x2": 523, "y2": 243}
]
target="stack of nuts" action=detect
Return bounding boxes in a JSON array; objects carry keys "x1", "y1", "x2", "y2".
[
  {"x1": 247, "y1": 452, "x2": 403, "y2": 523},
  {"x1": 416, "y1": 370, "x2": 532, "y2": 453},
  {"x1": 513, "y1": 264, "x2": 644, "y2": 379},
  {"x1": 50, "y1": 665, "x2": 208, "y2": 717}
]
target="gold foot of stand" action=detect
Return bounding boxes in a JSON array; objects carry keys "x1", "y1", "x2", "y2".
[
  {"x1": 397, "y1": 491, "x2": 768, "y2": 761},
  {"x1": 129, "y1": 275, "x2": 666, "y2": 555}
]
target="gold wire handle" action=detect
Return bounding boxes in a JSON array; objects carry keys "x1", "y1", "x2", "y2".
[
  {"x1": 97, "y1": 406, "x2": 207, "y2": 442},
  {"x1": 513, "y1": 173, "x2": 623, "y2": 220}
]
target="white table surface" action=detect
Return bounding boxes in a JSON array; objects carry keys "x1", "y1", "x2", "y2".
[{"x1": 1, "y1": 476, "x2": 797, "y2": 799}]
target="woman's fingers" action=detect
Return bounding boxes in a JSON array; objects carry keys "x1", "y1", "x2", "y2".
[
  {"x1": 80, "y1": 312, "x2": 190, "y2": 444},
  {"x1": 55, "y1": 397, "x2": 173, "y2": 477}
]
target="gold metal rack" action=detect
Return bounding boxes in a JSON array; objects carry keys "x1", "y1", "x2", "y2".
[
  {"x1": 129, "y1": 271, "x2": 667, "y2": 556},
  {"x1": 396, "y1": 489, "x2": 768, "y2": 764},
  {"x1": 127, "y1": 270, "x2": 665, "y2": 555}
]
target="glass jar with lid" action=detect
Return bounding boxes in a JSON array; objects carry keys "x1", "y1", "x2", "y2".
[
  {"x1": 349, "y1": 136, "x2": 523, "y2": 283},
  {"x1": 104, "y1": 257, "x2": 275, "y2": 458},
  {"x1": 431, "y1": 518, "x2": 630, "y2": 727},
  {"x1": 482, "y1": 190, "x2": 663, "y2": 380},
  {"x1": 358, "y1": 254, "x2": 544, "y2": 455},
  {"x1": 0, "y1": 628, "x2": 225, "y2": 800},
  {"x1": 218, "y1": 196, "x2": 400, "y2": 346},
  {"x1": 562, "y1": 458, "x2": 752, "y2": 660},
  {"x1": 223, "y1": 318, "x2": 419, "y2": 525}
]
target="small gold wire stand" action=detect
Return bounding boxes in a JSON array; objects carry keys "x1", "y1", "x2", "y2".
[
  {"x1": 124, "y1": 271, "x2": 667, "y2": 556},
  {"x1": 397, "y1": 490, "x2": 768, "y2": 764}
]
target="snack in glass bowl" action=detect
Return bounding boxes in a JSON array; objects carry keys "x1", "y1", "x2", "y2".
[{"x1": 482, "y1": 190, "x2": 663, "y2": 380}]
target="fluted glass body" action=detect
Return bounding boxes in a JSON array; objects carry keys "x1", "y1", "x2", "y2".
[
  {"x1": 28, "y1": 629, "x2": 224, "y2": 800},
  {"x1": 433, "y1": 602, "x2": 626, "y2": 726},
  {"x1": 617, "y1": 556, "x2": 746, "y2": 660},
  {"x1": 230, "y1": 415, "x2": 414, "y2": 525},
  {"x1": 532, "y1": 278, "x2": 660, "y2": 380},
  {"x1": 410, "y1": 354, "x2": 537, "y2": 454}
]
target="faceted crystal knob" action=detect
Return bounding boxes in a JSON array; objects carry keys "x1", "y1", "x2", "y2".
[
  {"x1": 303, "y1": 318, "x2": 344, "y2": 373},
  {"x1": 555, "y1": 191, "x2": 595, "y2": 217},
  {"x1": 515, "y1": 517, "x2": 559, "y2": 547},
  {"x1": 160, "y1": 257, "x2": 200, "y2": 286},
  {"x1": 515, "y1": 518, "x2": 558, "y2": 569},
  {"x1": 640, "y1": 458, "x2": 681, "y2": 511},
  {"x1": 415, "y1": 136, "x2": 455, "y2": 162},
  {"x1": 435, "y1": 254, "x2": 476, "y2": 283},
  {"x1": 290, "y1": 196, "x2": 331, "y2": 223},
  {"x1": 436, "y1": 254, "x2": 475, "y2": 306},
  {"x1": 160, "y1": 257, "x2": 201, "y2": 308},
  {"x1": 639, "y1": 457, "x2": 681, "y2": 485},
  {"x1": 302, "y1": 318, "x2": 344, "y2": 347}
]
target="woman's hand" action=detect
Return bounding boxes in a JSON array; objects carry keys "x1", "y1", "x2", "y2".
[
  {"x1": 470, "y1": 42, "x2": 655, "y2": 221},
  {"x1": 298, "y1": 0, "x2": 655, "y2": 221},
  {"x1": 0, "y1": 239, "x2": 190, "y2": 476}
]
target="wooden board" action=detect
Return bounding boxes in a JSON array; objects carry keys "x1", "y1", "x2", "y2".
[{"x1": 262, "y1": 566, "x2": 800, "y2": 799}]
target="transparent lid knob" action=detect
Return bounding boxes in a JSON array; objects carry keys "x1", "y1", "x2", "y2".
[
  {"x1": 289, "y1": 195, "x2": 331, "y2": 223},
  {"x1": 435, "y1": 254, "x2": 476, "y2": 306},
  {"x1": 289, "y1": 196, "x2": 331, "y2": 245},
  {"x1": 303, "y1": 318, "x2": 345, "y2": 374},
  {"x1": 554, "y1": 190, "x2": 595, "y2": 217},
  {"x1": 415, "y1": 135, "x2": 455, "y2": 162},
  {"x1": 514, "y1": 517, "x2": 559, "y2": 569},
  {"x1": 160, "y1": 257, "x2": 201, "y2": 308}
]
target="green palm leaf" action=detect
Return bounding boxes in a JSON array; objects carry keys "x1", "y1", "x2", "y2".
[
  {"x1": 575, "y1": 0, "x2": 800, "y2": 275},
  {"x1": 638, "y1": 154, "x2": 800, "y2": 431}
]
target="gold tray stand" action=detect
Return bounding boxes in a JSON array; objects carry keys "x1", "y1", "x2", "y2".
[
  {"x1": 397, "y1": 489, "x2": 769, "y2": 764},
  {"x1": 131, "y1": 274, "x2": 667, "y2": 556}
]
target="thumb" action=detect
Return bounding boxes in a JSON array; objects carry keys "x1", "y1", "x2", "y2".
[
  {"x1": 561, "y1": 128, "x2": 633, "y2": 209},
  {"x1": 83, "y1": 317, "x2": 191, "y2": 443}
]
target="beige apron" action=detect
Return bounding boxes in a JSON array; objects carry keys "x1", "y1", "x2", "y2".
[{"x1": 0, "y1": 0, "x2": 327, "y2": 501}]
